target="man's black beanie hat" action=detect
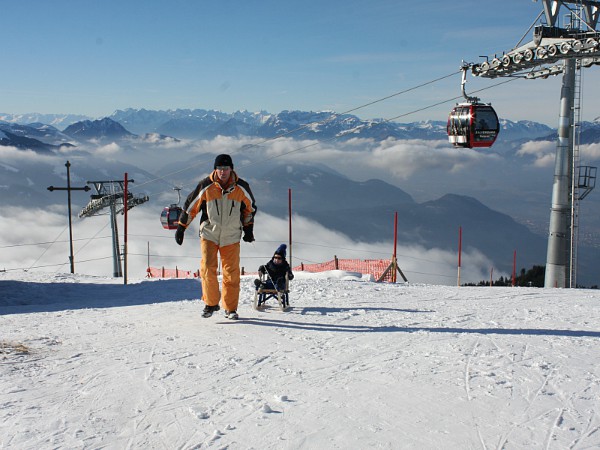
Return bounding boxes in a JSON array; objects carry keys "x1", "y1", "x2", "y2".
[{"x1": 214, "y1": 154, "x2": 234, "y2": 169}]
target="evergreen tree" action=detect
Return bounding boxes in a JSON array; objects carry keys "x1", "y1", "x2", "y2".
[{"x1": 514, "y1": 265, "x2": 545, "y2": 287}]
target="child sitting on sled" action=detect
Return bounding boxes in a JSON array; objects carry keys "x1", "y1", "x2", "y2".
[{"x1": 254, "y1": 244, "x2": 294, "y2": 292}]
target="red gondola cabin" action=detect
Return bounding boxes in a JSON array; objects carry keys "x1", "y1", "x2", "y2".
[
  {"x1": 160, "y1": 205, "x2": 182, "y2": 230},
  {"x1": 447, "y1": 103, "x2": 499, "y2": 148}
]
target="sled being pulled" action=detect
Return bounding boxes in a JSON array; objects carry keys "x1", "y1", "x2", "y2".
[{"x1": 253, "y1": 272, "x2": 290, "y2": 311}]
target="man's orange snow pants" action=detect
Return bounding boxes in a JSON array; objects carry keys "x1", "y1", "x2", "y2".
[{"x1": 200, "y1": 239, "x2": 241, "y2": 312}]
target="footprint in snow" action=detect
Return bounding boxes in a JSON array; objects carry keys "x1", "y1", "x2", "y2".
[
  {"x1": 261, "y1": 403, "x2": 282, "y2": 414},
  {"x1": 189, "y1": 406, "x2": 210, "y2": 419}
]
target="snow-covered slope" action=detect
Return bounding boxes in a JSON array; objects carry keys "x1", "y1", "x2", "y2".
[{"x1": 2, "y1": 270, "x2": 599, "y2": 448}]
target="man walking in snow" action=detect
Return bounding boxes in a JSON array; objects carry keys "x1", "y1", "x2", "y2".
[{"x1": 175, "y1": 154, "x2": 256, "y2": 320}]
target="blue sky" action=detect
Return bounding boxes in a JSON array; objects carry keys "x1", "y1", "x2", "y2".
[{"x1": 2, "y1": 0, "x2": 599, "y2": 125}]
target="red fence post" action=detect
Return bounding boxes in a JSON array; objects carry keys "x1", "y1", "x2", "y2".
[{"x1": 512, "y1": 250, "x2": 517, "y2": 287}]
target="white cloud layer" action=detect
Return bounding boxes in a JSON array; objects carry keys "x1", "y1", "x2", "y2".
[
  {"x1": 224, "y1": 136, "x2": 501, "y2": 182},
  {"x1": 516, "y1": 140, "x2": 556, "y2": 167},
  {"x1": 0, "y1": 206, "x2": 499, "y2": 286},
  {"x1": 517, "y1": 140, "x2": 600, "y2": 168}
]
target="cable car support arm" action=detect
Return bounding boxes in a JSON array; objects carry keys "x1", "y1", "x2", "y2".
[
  {"x1": 460, "y1": 64, "x2": 479, "y2": 103},
  {"x1": 472, "y1": 1, "x2": 600, "y2": 79}
]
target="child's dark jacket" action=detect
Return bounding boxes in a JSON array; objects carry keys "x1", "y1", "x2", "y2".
[{"x1": 263, "y1": 259, "x2": 293, "y2": 281}]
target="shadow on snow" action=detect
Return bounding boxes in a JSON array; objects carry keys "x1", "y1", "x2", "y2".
[
  {"x1": 3, "y1": 279, "x2": 600, "y2": 339},
  {"x1": 0, "y1": 279, "x2": 201, "y2": 314},
  {"x1": 234, "y1": 316, "x2": 600, "y2": 338}
]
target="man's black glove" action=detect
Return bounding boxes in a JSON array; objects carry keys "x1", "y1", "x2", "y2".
[
  {"x1": 242, "y1": 225, "x2": 254, "y2": 243},
  {"x1": 287, "y1": 271, "x2": 294, "y2": 281},
  {"x1": 175, "y1": 225, "x2": 185, "y2": 246},
  {"x1": 258, "y1": 265, "x2": 266, "y2": 275}
]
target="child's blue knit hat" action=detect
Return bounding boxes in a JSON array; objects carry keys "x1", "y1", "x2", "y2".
[{"x1": 274, "y1": 244, "x2": 287, "y2": 258}]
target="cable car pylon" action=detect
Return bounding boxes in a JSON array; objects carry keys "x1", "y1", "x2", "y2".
[
  {"x1": 79, "y1": 179, "x2": 149, "y2": 277},
  {"x1": 466, "y1": 0, "x2": 600, "y2": 288}
]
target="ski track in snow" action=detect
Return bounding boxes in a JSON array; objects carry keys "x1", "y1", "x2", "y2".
[{"x1": 1, "y1": 273, "x2": 600, "y2": 448}]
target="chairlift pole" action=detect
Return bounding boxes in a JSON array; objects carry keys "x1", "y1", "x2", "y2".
[
  {"x1": 109, "y1": 201, "x2": 122, "y2": 278},
  {"x1": 545, "y1": 58, "x2": 576, "y2": 288},
  {"x1": 47, "y1": 161, "x2": 90, "y2": 274}
]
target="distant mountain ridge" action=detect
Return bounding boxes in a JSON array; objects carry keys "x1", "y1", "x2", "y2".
[
  {"x1": 0, "y1": 112, "x2": 89, "y2": 128},
  {"x1": 5, "y1": 108, "x2": 600, "y2": 159},
  {"x1": 62, "y1": 118, "x2": 135, "y2": 140},
  {"x1": 0, "y1": 108, "x2": 567, "y2": 145},
  {"x1": 0, "y1": 122, "x2": 75, "y2": 152},
  {"x1": 0, "y1": 118, "x2": 178, "y2": 150},
  {"x1": 251, "y1": 164, "x2": 549, "y2": 277},
  {"x1": 108, "y1": 108, "x2": 561, "y2": 143},
  {"x1": 535, "y1": 120, "x2": 600, "y2": 144}
]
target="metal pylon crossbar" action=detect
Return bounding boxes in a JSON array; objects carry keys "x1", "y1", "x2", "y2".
[{"x1": 472, "y1": 1, "x2": 600, "y2": 79}]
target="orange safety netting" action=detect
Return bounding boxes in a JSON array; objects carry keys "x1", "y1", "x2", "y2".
[
  {"x1": 146, "y1": 267, "x2": 199, "y2": 279},
  {"x1": 147, "y1": 258, "x2": 402, "y2": 282},
  {"x1": 292, "y1": 258, "x2": 398, "y2": 282}
]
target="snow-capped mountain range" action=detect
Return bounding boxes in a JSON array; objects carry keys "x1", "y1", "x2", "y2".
[
  {"x1": 0, "y1": 108, "x2": 566, "y2": 147},
  {"x1": 5, "y1": 108, "x2": 600, "y2": 148}
]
